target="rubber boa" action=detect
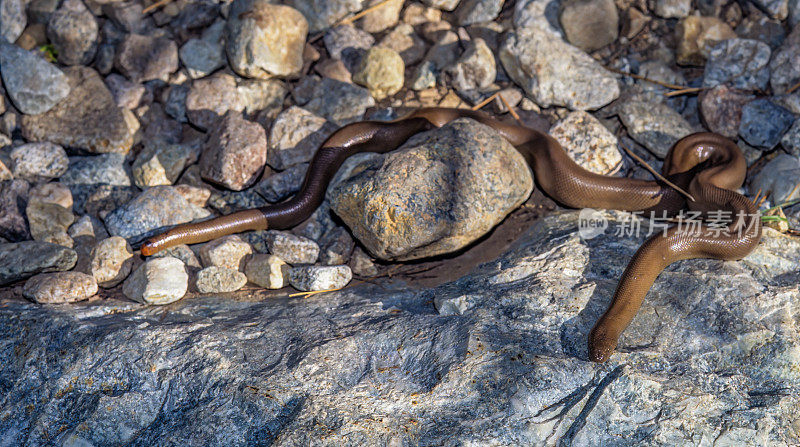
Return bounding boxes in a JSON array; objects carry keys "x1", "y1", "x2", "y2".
[{"x1": 140, "y1": 107, "x2": 762, "y2": 362}]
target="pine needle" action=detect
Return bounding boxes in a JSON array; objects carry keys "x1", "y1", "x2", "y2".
[
  {"x1": 289, "y1": 287, "x2": 344, "y2": 298},
  {"x1": 605, "y1": 66, "x2": 690, "y2": 91},
  {"x1": 142, "y1": 0, "x2": 171, "y2": 14},
  {"x1": 339, "y1": 0, "x2": 395, "y2": 25},
  {"x1": 619, "y1": 142, "x2": 696, "y2": 202}
]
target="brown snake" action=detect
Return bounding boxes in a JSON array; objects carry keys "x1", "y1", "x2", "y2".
[{"x1": 141, "y1": 107, "x2": 762, "y2": 362}]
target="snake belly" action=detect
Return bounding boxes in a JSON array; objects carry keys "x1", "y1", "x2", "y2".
[{"x1": 141, "y1": 108, "x2": 762, "y2": 363}]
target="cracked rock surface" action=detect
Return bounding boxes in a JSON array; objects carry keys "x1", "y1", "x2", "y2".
[{"x1": 1, "y1": 211, "x2": 798, "y2": 445}]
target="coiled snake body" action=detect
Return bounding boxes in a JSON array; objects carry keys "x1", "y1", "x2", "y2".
[{"x1": 141, "y1": 108, "x2": 762, "y2": 363}]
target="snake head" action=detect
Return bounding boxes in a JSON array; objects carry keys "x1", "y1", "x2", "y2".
[{"x1": 588, "y1": 324, "x2": 617, "y2": 363}]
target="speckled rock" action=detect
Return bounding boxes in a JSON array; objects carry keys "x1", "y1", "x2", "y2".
[
  {"x1": 0, "y1": 179, "x2": 30, "y2": 241},
  {"x1": 20, "y1": 66, "x2": 133, "y2": 154},
  {"x1": 409, "y1": 30, "x2": 460, "y2": 90},
  {"x1": 199, "y1": 111, "x2": 267, "y2": 191},
  {"x1": 115, "y1": 34, "x2": 179, "y2": 83},
  {"x1": 22, "y1": 271, "x2": 97, "y2": 304},
  {"x1": 618, "y1": 97, "x2": 695, "y2": 158},
  {"x1": 377, "y1": 23, "x2": 427, "y2": 66},
  {"x1": 9, "y1": 142, "x2": 68, "y2": 180},
  {"x1": 443, "y1": 38, "x2": 495, "y2": 93},
  {"x1": 675, "y1": 15, "x2": 736, "y2": 66},
  {"x1": 46, "y1": 0, "x2": 98, "y2": 66},
  {"x1": 0, "y1": 0, "x2": 26, "y2": 42},
  {"x1": 287, "y1": 264, "x2": 352, "y2": 291},
  {"x1": 199, "y1": 235, "x2": 253, "y2": 270},
  {"x1": 752, "y1": 154, "x2": 800, "y2": 204},
  {"x1": 180, "y1": 19, "x2": 226, "y2": 79},
  {"x1": 0, "y1": 241, "x2": 76, "y2": 286},
  {"x1": 550, "y1": 111, "x2": 622, "y2": 175},
  {"x1": 769, "y1": 24, "x2": 800, "y2": 95},
  {"x1": 259, "y1": 230, "x2": 319, "y2": 264},
  {"x1": 303, "y1": 77, "x2": 375, "y2": 126},
  {"x1": 60, "y1": 153, "x2": 131, "y2": 187},
  {"x1": 103, "y1": 186, "x2": 210, "y2": 242},
  {"x1": 185, "y1": 73, "x2": 245, "y2": 131},
  {"x1": 123, "y1": 256, "x2": 188, "y2": 305},
  {"x1": 499, "y1": 27, "x2": 620, "y2": 110},
  {"x1": 0, "y1": 40, "x2": 70, "y2": 115},
  {"x1": 104, "y1": 73, "x2": 146, "y2": 109},
  {"x1": 455, "y1": 0, "x2": 504, "y2": 25},
  {"x1": 267, "y1": 106, "x2": 335, "y2": 170},
  {"x1": 195, "y1": 266, "x2": 247, "y2": 293},
  {"x1": 702, "y1": 38, "x2": 772, "y2": 91},
  {"x1": 88, "y1": 236, "x2": 134, "y2": 288},
  {"x1": 650, "y1": 0, "x2": 691, "y2": 18},
  {"x1": 329, "y1": 118, "x2": 533, "y2": 260},
  {"x1": 132, "y1": 140, "x2": 199, "y2": 188},
  {"x1": 226, "y1": 0, "x2": 308, "y2": 79},
  {"x1": 254, "y1": 163, "x2": 307, "y2": 202},
  {"x1": 698, "y1": 85, "x2": 755, "y2": 139},
  {"x1": 359, "y1": 0, "x2": 402, "y2": 33},
  {"x1": 206, "y1": 189, "x2": 268, "y2": 215},
  {"x1": 738, "y1": 98, "x2": 795, "y2": 149},
  {"x1": 352, "y1": 47, "x2": 405, "y2": 100},
  {"x1": 244, "y1": 253, "x2": 289, "y2": 289},
  {"x1": 285, "y1": 0, "x2": 364, "y2": 33},
  {"x1": 781, "y1": 118, "x2": 800, "y2": 156},
  {"x1": 558, "y1": 0, "x2": 619, "y2": 52},
  {"x1": 26, "y1": 182, "x2": 74, "y2": 248}
]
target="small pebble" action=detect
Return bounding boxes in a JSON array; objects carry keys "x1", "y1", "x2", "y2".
[
  {"x1": 226, "y1": 0, "x2": 308, "y2": 78},
  {"x1": 618, "y1": 97, "x2": 695, "y2": 158},
  {"x1": 698, "y1": 85, "x2": 755, "y2": 139},
  {"x1": 115, "y1": 33, "x2": 179, "y2": 83},
  {"x1": 650, "y1": 0, "x2": 692, "y2": 18},
  {"x1": 103, "y1": 186, "x2": 209, "y2": 241},
  {"x1": 9, "y1": 142, "x2": 68, "y2": 181},
  {"x1": 89, "y1": 236, "x2": 134, "y2": 288},
  {"x1": 195, "y1": 266, "x2": 247, "y2": 293},
  {"x1": 23, "y1": 271, "x2": 97, "y2": 304},
  {"x1": 359, "y1": 0, "x2": 403, "y2": 33},
  {"x1": 303, "y1": 78, "x2": 375, "y2": 126},
  {"x1": 267, "y1": 106, "x2": 336, "y2": 170},
  {"x1": 0, "y1": 241, "x2": 77, "y2": 286},
  {"x1": 324, "y1": 24, "x2": 374, "y2": 71},
  {"x1": 319, "y1": 226, "x2": 355, "y2": 266},
  {"x1": 781, "y1": 119, "x2": 800, "y2": 156},
  {"x1": 132, "y1": 140, "x2": 199, "y2": 188},
  {"x1": 185, "y1": 73, "x2": 245, "y2": 131},
  {"x1": 559, "y1": 0, "x2": 619, "y2": 52},
  {"x1": 104, "y1": 73, "x2": 146, "y2": 110},
  {"x1": 352, "y1": 47, "x2": 405, "y2": 101},
  {"x1": 260, "y1": 230, "x2": 319, "y2": 264},
  {"x1": 751, "y1": 154, "x2": 800, "y2": 204},
  {"x1": 199, "y1": 111, "x2": 267, "y2": 191},
  {"x1": 675, "y1": 15, "x2": 736, "y2": 66},
  {"x1": 60, "y1": 153, "x2": 131, "y2": 187},
  {"x1": 550, "y1": 111, "x2": 622, "y2": 175},
  {"x1": 123, "y1": 256, "x2": 188, "y2": 305},
  {"x1": 455, "y1": 0, "x2": 504, "y2": 25},
  {"x1": 244, "y1": 253, "x2": 289, "y2": 289},
  {"x1": 198, "y1": 235, "x2": 253, "y2": 270},
  {"x1": 738, "y1": 98, "x2": 795, "y2": 149},
  {"x1": 254, "y1": 163, "x2": 307, "y2": 202},
  {"x1": 443, "y1": 38, "x2": 496, "y2": 93},
  {"x1": 26, "y1": 182, "x2": 74, "y2": 248},
  {"x1": 377, "y1": 23, "x2": 427, "y2": 66},
  {"x1": 287, "y1": 265, "x2": 352, "y2": 291},
  {"x1": 46, "y1": 0, "x2": 98, "y2": 66},
  {"x1": 769, "y1": 24, "x2": 800, "y2": 94},
  {"x1": 349, "y1": 246, "x2": 378, "y2": 277},
  {"x1": 702, "y1": 39, "x2": 771, "y2": 91}
]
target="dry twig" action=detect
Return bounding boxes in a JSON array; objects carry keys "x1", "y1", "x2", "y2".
[{"x1": 619, "y1": 142, "x2": 696, "y2": 202}]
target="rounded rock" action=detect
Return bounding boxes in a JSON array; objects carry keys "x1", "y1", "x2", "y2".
[
  {"x1": 226, "y1": 1, "x2": 308, "y2": 79},
  {"x1": 675, "y1": 15, "x2": 736, "y2": 66},
  {"x1": 195, "y1": 266, "x2": 247, "y2": 293},
  {"x1": 352, "y1": 47, "x2": 405, "y2": 101},
  {"x1": 9, "y1": 142, "x2": 68, "y2": 180},
  {"x1": 199, "y1": 111, "x2": 267, "y2": 191},
  {"x1": 738, "y1": 98, "x2": 795, "y2": 149},
  {"x1": 287, "y1": 265, "x2": 352, "y2": 291},
  {"x1": 258, "y1": 230, "x2": 319, "y2": 264},
  {"x1": 549, "y1": 111, "x2": 622, "y2": 175},
  {"x1": 23, "y1": 271, "x2": 97, "y2": 304},
  {"x1": 122, "y1": 256, "x2": 188, "y2": 305},
  {"x1": 199, "y1": 235, "x2": 253, "y2": 270},
  {"x1": 46, "y1": 0, "x2": 98, "y2": 66},
  {"x1": 443, "y1": 38, "x2": 496, "y2": 92},
  {"x1": 559, "y1": 0, "x2": 619, "y2": 52},
  {"x1": 244, "y1": 253, "x2": 289, "y2": 289},
  {"x1": 89, "y1": 236, "x2": 134, "y2": 288}
]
